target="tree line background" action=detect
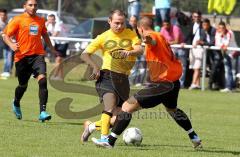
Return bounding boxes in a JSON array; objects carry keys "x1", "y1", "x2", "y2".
[{"x1": 0, "y1": 0, "x2": 240, "y2": 19}]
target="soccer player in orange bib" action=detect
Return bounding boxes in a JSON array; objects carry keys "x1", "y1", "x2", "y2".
[
  {"x1": 92, "y1": 16, "x2": 202, "y2": 149},
  {"x1": 2, "y1": 0, "x2": 59, "y2": 122}
]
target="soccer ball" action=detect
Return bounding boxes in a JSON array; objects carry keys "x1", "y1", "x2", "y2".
[{"x1": 123, "y1": 127, "x2": 143, "y2": 146}]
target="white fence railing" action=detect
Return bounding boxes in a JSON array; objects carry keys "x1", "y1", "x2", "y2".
[{"x1": 50, "y1": 37, "x2": 240, "y2": 91}]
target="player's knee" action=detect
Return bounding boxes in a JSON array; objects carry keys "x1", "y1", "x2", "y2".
[
  {"x1": 37, "y1": 74, "x2": 46, "y2": 81},
  {"x1": 110, "y1": 116, "x2": 116, "y2": 126},
  {"x1": 103, "y1": 93, "x2": 117, "y2": 111},
  {"x1": 38, "y1": 77, "x2": 47, "y2": 89}
]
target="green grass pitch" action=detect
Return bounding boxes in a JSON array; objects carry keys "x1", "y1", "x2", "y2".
[{"x1": 0, "y1": 62, "x2": 239, "y2": 157}]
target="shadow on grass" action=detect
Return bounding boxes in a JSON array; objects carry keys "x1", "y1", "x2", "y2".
[
  {"x1": 117, "y1": 143, "x2": 224, "y2": 152},
  {"x1": 117, "y1": 143, "x2": 191, "y2": 151},
  {"x1": 47, "y1": 121, "x2": 84, "y2": 126},
  {"x1": 22, "y1": 120, "x2": 83, "y2": 126},
  {"x1": 192, "y1": 149, "x2": 240, "y2": 156}
]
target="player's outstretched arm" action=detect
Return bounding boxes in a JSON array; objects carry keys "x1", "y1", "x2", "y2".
[
  {"x1": 118, "y1": 45, "x2": 143, "y2": 58},
  {"x1": 128, "y1": 45, "x2": 144, "y2": 56}
]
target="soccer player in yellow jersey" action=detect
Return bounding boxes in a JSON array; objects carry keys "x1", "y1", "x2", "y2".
[{"x1": 80, "y1": 9, "x2": 143, "y2": 142}]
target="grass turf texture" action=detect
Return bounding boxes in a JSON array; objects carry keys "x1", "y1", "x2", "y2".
[{"x1": 0, "y1": 61, "x2": 240, "y2": 157}]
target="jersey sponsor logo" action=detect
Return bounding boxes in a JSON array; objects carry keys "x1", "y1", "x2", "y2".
[
  {"x1": 29, "y1": 25, "x2": 39, "y2": 35},
  {"x1": 104, "y1": 39, "x2": 132, "y2": 50}
]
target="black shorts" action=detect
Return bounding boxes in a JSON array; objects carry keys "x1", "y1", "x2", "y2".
[
  {"x1": 96, "y1": 70, "x2": 130, "y2": 107},
  {"x1": 134, "y1": 81, "x2": 180, "y2": 109},
  {"x1": 55, "y1": 43, "x2": 68, "y2": 58},
  {"x1": 15, "y1": 55, "x2": 46, "y2": 85}
]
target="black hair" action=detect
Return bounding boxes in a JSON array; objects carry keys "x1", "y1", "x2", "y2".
[
  {"x1": 202, "y1": 18, "x2": 210, "y2": 24},
  {"x1": 219, "y1": 21, "x2": 226, "y2": 27},
  {"x1": 192, "y1": 10, "x2": 202, "y2": 16},
  {"x1": 0, "y1": 8, "x2": 7, "y2": 14},
  {"x1": 24, "y1": 0, "x2": 38, "y2": 4},
  {"x1": 163, "y1": 19, "x2": 171, "y2": 24},
  {"x1": 48, "y1": 14, "x2": 55, "y2": 18}
]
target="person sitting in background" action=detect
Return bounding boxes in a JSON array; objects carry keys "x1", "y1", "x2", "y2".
[
  {"x1": 215, "y1": 21, "x2": 235, "y2": 92},
  {"x1": 160, "y1": 19, "x2": 186, "y2": 88},
  {"x1": 0, "y1": 8, "x2": 13, "y2": 79},
  {"x1": 46, "y1": 14, "x2": 68, "y2": 81}
]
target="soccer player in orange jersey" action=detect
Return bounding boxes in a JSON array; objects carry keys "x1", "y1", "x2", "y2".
[
  {"x1": 2, "y1": 0, "x2": 59, "y2": 122},
  {"x1": 92, "y1": 17, "x2": 202, "y2": 149}
]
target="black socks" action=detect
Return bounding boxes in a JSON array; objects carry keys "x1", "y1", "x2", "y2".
[
  {"x1": 38, "y1": 78, "x2": 48, "y2": 112},
  {"x1": 14, "y1": 85, "x2": 27, "y2": 107},
  {"x1": 169, "y1": 108, "x2": 193, "y2": 132},
  {"x1": 108, "y1": 111, "x2": 132, "y2": 146}
]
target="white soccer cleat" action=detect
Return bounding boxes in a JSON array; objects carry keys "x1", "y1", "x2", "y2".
[
  {"x1": 191, "y1": 135, "x2": 203, "y2": 149},
  {"x1": 81, "y1": 120, "x2": 93, "y2": 143}
]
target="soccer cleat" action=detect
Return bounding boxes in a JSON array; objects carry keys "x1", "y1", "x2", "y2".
[
  {"x1": 12, "y1": 103, "x2": 22, "y2": 120},
  {"x1": 81, "y1": 120, "x2": 93, "y2": 142},
  {"x1": 191, "y1": 135, "x2": 203, "y2": 149},
  {"x1": 39, "y1": 111, "x2": 51, "y2": 122},
  {"x1": 92, "y1": 137, "x2": 113, "y2": 149}
]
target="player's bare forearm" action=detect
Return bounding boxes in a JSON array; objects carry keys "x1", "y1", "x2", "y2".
[
  {"x1": 80, "y1": 51, "x2": 99, "y2": 69},
  {"x1": 80, "y1": 51, "x2": 100, "y2": 80},
  {"x1": 42, "y1": 33, "x2": 55, "y2": 51},
  {"x1": 128, "y1": 45, "x2": 144, "y2": 56},
  {"x1": 42, "y1": 33, "x2": 58, "y2": 55},
  {"x1": 1, "y1": 33, "x2": 19, "y2": 51}
]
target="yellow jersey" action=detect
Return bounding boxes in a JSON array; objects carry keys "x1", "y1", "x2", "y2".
[{"x1": 85, "y1": 28, "x2": 141, "y2": 75}]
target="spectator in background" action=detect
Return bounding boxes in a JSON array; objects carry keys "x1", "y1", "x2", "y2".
[
  {"x1": 127, "y1": 15, "x2": 147, "y2": 86},
  {"x1": 128, "y1": 0, "x2": 141, "y2": 19},
  {"x1": 215, "y1": 21, "x2": 234, "y2": 92},
  {"x1": 184, "y1": 11, "x2": 202, "y2": 46},
  {"x1": 182, "y1": 10, "x2": 202, "y2": 90},
  {"x1": 128, "y1": 15, "x2": 140, "y2": 37},
  {"x1": 226, "y1": 24, "x2": 239, "y2": 86},
  {"x1": 46, "y1": 14, "x2": 68, "y2": 81},
  {"x1": 195, "y1": 18, "x2": 216, "y2": 90},
  {"x1": 160, "y1": 19, "x2": 186, "y2": 88},
  {"x1": 0, "y1": 9, "x2": 13, "y2": 79},
  {"x1": 154, "y1": 0, "x2": 171, "y2": 31}
]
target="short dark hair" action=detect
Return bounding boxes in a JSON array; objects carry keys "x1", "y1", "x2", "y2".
[
  {"x1": 192, "y1": 10, "x2": 202, "y2": 16},
  {"x1": 129, "y1": 15, "x2": 138, "y2": 21},
  {"x1": 48, "y1": 14, "x2": 55, "y2": 18},
  {"x1": 202, "y1": 18, "x2": 210, "y2": 24},
  {"x1": 163, "y1": 19, "x2": 171, "y2": 24},
  {"x1": 109, "y1": 9, "x2": 126, "y2": 20},
  {"x1": 219, "y1": 21, "x2": 226, "y2": 27},
  {"x1": 24, "y1": 0, "x2": 38, "y2": 4},
  {"x1": 0, "y1": 8, "x2": 7, "y2": 14}
]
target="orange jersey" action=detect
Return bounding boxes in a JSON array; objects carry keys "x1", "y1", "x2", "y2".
[
  {"x1": 4, "y1": 13, "x2": 47, "y2": 62},
  {"x1": 145, "y1": 31, "x2": 183, "y2": 82}
]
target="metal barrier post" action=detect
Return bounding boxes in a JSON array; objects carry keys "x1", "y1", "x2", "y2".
[{"x1": 201, "y1": 48, "x2": 207, "y2": 91}]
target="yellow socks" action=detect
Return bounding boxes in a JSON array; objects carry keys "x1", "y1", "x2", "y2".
[
  {"x1": 94, "y1": 120, "x2": 101, "y2": 131},
  {"x1": 100, "y1": 112, "x2": 112, "y2": 136}
]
